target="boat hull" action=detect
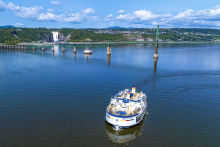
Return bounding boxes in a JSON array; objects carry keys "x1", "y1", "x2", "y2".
[{"x1": 105, "y1": 105, "x2": 147, "y2": 129}]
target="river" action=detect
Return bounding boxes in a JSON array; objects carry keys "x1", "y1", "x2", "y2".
[{"x1": 0, "y1": 44, "x2": 220, "y2": 146}]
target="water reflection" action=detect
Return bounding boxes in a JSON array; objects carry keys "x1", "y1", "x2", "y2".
[
  {"x1": 84, "y1": 54, "x2": 91, "y2": 61},
  {"x1": 153, "y1": 58, "x2": 158, "y2": 73},
  {"x1": 54, "y1": 45, "x2": 59, "y2": 55},
  {"x1": 107, "y1": 55, "x2": 111, "y2": 65},
  {"x1": 74, "y1": 53, "x2": 76, "y2": 59},
  {"x1": 105, "y1": 121, "x2": 144, "y2": 145}
]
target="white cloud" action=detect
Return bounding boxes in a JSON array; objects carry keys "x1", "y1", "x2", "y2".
[
  {"x1": 14, "y1": 6, "x2": 44, "y2": 19},
  {"x1": 47, "y1": 8, "x2": 54, "y2": 12},
  {"x1": 50, "y1": 1, "x2": 60, "y2": 5},
  {"x1": 116, "y1": 10, "x2": 171, "y2": 25},
  {"x1": 69, "y1": 9, "x2": 74, "y2": 11},
  {"x1": 14, "y1": 23, "x2": 24, "y2": 26},
  {"x1": 0, "y1": 0, "x2": 98, "y2": 24},
  {"x1": 83, "y1": 8, "x2": 95, "y2": 14},
  {"x1": 105, "y1": 14, "x2": 113, "y2": 21},
  {"x1": 117, "y1": 10, "x2": 124, "y2": 14},
  {"x1": 116, "y1": 6, "x2": 220, "y2": 27},
  {"x1": 108, "y1": 21, "x2": 114, "y2": 25},
  {"x1": 0, "y1": 0, "x2": 6, "y2": 11}
]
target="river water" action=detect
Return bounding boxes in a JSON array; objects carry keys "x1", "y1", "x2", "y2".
[{"x1": 0, "y1": 44, "x2": 220, "y2": 147}]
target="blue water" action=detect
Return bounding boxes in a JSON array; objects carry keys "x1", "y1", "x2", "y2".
[{"x1": 0, "y1": 44, "x2": 220, "y2": 146}]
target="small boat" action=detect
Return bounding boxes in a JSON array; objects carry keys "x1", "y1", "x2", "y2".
[{"x1": 105, "y1": 86, "x2": 147, "y2": 130}]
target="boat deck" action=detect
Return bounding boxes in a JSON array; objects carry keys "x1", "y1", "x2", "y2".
[{"x1": 107, "y1": 90, "x2": 146, "y2": 117}]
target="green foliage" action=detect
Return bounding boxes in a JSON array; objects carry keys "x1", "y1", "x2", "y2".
[
  {"x1": 69, "y1": 29, "x2": 127, "y2": 42},
  {"x1": 0, "y1": 27, "x2": 58, "y2": 44},
  {"x1": 59, "y1": 28, "x2": 73, "y2": 37},
  {"x1": 1, "y1": 27, "x2": 220, "y2": 45},
  {"x1": 0, "y1": 28, "x2": 19, "y2": 45}
]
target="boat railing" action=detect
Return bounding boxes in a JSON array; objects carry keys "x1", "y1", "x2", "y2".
[{"x1": 107, "y1": 106, "x2": 139, "y2": 117}]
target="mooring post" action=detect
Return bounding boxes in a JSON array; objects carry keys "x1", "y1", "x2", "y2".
[
  {"x1": 52, "y1": 47, "x2": 54, "y2": 52},
  {"x1": 33, "y1": 46, "x2": 35, "y2": 51},
  {"x1": 42, "y1": 46, "x2": 45, "y2": 51},
  {"x1": 62, "y1": 46, "x2": 65, "y2": 52},
  {"x1": 107, "y1": 43, "x2": 111, "y2": 55},
  {"x1": 154, "y1": 25, "x2": 159, "y2": 59},
  {"x1": 74, "y1": 47, "x2": 76, "y2": 53},
  {"x1": 25, "y1": 46, "x2": 27, "y2": 50}
]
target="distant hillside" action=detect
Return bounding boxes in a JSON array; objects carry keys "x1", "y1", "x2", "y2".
[
  {"x1": 106, "y1": 26, "x2": 124, "y2": 29},
  {"x1": 0, "y1": 25, "x2": 16, "y2": 28}
]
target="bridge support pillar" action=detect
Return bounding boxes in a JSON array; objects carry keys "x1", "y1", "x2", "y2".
[
  {"x1": 154, "y1": 25, "x2": 159, "y2": 59},
  {"x1": 84, "y1": 46, "x2": 92, "y2": 54},
  {"x1": 107, "y1": 46, "x2": 111, "y2": 55}
]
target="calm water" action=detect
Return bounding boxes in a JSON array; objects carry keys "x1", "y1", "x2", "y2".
[{"x1": 0, "y1": 44, "x2": 220, "y2": 147}]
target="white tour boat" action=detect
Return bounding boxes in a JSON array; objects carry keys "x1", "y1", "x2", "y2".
[{"x1": 106, "y1": 86, "x2": 147, "y2": 130}]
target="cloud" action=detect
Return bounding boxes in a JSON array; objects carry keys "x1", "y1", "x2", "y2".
[
  {"x1": 116, "y1": 6, "x2": 220, "y2": 27},
  {"x1": 0, "y1": 0, "x2": 6, "y2": 11},
  {"x1": 50, "y1": 1, "x2": 60, "y2": 5},
  {"x1": 14, "y1": 6, "x2": 44, "y2": 19},
  {"x1": 47, "y1": 8, "x2": 54, "y2": 12},
  {"x1": 108, "y1": 21, "x2": 114, "y2": 25},
  {"x1": 105, "y1": 14, "x2": 113, "y2": 21},
  {"x1": 116, "y1": 10, "x2": 171, "y2": 25},
  {"x1": 83, "y1": 8, "x2": 95, "y2": 14},
  {"x1": 117, "y1": 10, "x2": 124, "y2": 14},
  {"x1": 69, "y1": 9, "x2": 74, "y2": 11},
  {"x1": 14, "y1": 23, "x2": 24, "y2": 26},
  {"x1": 0, "y1": 0, "x2": 98, "y2": 24}
]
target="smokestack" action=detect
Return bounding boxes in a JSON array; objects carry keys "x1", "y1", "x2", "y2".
[
  {"x1": 126, "y1": 90, "x2": 130, "y2": 99},
  {"x1": 132, "y1": 86, "x2": 136, "y2": 94}
]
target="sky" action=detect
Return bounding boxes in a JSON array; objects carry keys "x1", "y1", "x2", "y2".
[{"x1": 1, "y1": 0, "x2": 220, "y2": 28}]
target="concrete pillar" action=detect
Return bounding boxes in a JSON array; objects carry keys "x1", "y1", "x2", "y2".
[
  {"x1": 52, "y1": 47, "x2": 54, "y2": 52},
  {"x1": 62, "y1": 47, "x2": 65, "y2": 52},
  {"x1": 84, "y1": 46, "x2": 92, "y2": 54},
  {"x1": 154, "y1": 41, "x2": 158, "y2": 59},
  {"x1": 107, "y1": 46, "x2": 111, "y2": 55},
  {"x1": 74, "y1": 47, "x2": 76, "y2": 53}
]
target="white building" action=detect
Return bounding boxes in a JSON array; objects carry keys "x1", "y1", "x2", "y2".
[
  {"x1": 136, "y1": 39, "x2": 145, "y2": 41},
  {"x1": 146, "y1": 38, "x2": 154, "y2": 42},
  {"x1": 52, "y1": 31, "x2": 60, "y2": 42}
]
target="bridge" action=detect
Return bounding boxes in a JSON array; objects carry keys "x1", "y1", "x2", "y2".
[{"x1": 1, "y1": 41, "x2": 220, "y2": 54}]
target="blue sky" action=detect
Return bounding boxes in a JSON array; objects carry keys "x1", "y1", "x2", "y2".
[{"x1": 1, "y1": 0, "x2": 220, "y2": 28}]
